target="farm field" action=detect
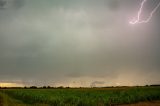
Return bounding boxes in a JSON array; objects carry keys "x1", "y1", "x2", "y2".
[{"x1": 0, "y1": 86, "x2": 160, "y2": 106}]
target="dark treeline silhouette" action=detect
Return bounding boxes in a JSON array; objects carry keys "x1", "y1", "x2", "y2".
[
  {"x1": 150, "y1": 84, "x2": 160, "y2": 86},
  {"x1": 0, "y1": 85, "x2": 160, "y2": 89}
]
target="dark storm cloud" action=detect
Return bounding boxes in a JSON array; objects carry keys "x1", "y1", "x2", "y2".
[
  {"x1": 13, "y1": 0, "x2": 24, "y2": 9},
  {"x1": 107, "y1": 0, "x2": 120, "y2": 10},
  {"x1": 0, "y1": 0, "x2": 6, "y2": 7},
  {"x1": 0, "y1": 0, "x2": 24, "y2": 9},
  {"x1": 0, "y1": 0, "x2": 160, "y2": 86}
]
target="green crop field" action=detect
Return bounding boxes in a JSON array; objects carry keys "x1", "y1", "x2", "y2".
[{"x1": 0, "y1": 86, "x2": 160, "y2": 106}]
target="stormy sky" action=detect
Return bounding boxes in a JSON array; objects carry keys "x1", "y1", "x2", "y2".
[{"x1": 0, "y1": 0, "x2": 160, "y2": 87}]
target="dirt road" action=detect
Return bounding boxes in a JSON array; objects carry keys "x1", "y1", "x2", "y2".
[{"x1": 120, "y1": 101, "x2": 160, "y2": 106}]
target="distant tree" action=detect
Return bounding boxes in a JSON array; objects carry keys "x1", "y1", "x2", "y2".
[
  {"x1": 43, "y1": 86, "x2": 47, "y2": 89},
  {"x1": 58, "y1": 86, "x2": 64, "y2": 89},
  {"x1": 47, "y1": 86, "x2": 51, "y2": 89},
  {"x1": 30, "y1": 86, "x2": 37, "y2": 89}
]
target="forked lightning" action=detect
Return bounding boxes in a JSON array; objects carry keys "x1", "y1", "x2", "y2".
[{"x1": 130, "y1": 0, "x2": 160, "y2": 24}]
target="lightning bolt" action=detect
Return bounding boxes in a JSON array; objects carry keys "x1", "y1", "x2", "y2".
[{"x1": 129, "y1": 0, "x2": 160, "y2": 24}]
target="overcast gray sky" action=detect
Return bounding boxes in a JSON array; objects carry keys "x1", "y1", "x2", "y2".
[{"x1": 0, "y1": 0, "x2": 160, "y2": 87}]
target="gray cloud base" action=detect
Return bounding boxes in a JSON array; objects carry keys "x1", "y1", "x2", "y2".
[{"x1": 0, "y1": 0, "x2": 160, "y2": 87}]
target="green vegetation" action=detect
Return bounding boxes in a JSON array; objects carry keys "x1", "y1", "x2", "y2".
[
  {"x1": 0, "y1": 86, "x2": 160, "y2": 106},
  {"x1": 0, "y1": 91, "x2": 28, "y2": 106}
]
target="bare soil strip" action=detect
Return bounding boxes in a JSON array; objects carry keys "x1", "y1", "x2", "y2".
[{"x1": 120, "y1": 101, "x2": 160, "y2": 106}]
